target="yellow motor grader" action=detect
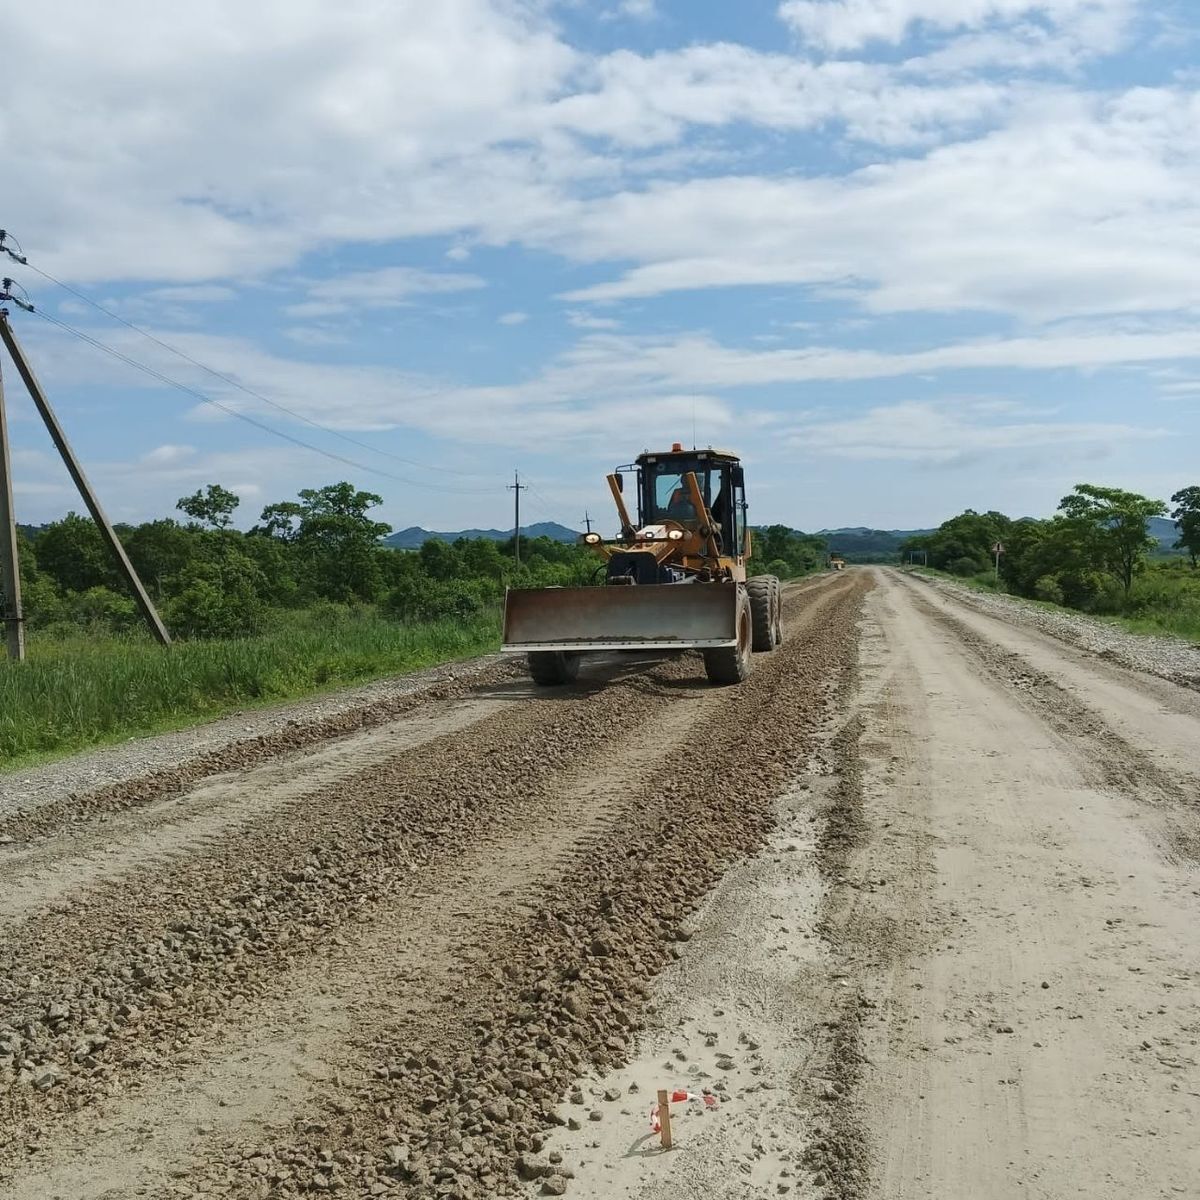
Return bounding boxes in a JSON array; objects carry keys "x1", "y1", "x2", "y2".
[{"x1": 501, "y1": 444, "x2": 782, "y2": 685}]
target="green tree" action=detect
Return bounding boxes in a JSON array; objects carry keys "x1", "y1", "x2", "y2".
[
  {"x1": 34, "y1": 513, "x2": 115, "y2": 593},
  {"x1": 176, "y1": 483, "x2": 240, "y2": 529},
  {"x1": 1170, "y1": 486, "x2": 1200, "y2": 567},
  {"x1": 166, "y1": 547, "x2": 267, "y2": 638},
  {"x1": 124, "y1": 519, "x2": 194, "y2": 597},
  {"x1": 255, "y1": 482, "x2": 392, "y2": 603},
  {"x1": 1057, "y1": 484, "x2": 1167, "y2": 601},
  {"x1": 901, "y1": 510, "x2": 1011, "y2": 575}
]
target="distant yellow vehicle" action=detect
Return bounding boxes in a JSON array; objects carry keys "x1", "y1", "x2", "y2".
[{"x1": 828, "y1": 555, "x2": 846, "y2": 571}]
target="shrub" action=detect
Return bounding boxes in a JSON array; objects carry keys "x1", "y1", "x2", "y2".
[
  {"x1": 1032, "y1": 575, "x2": 1064, "y2": 605},
  {"x1": 948, "y1": 556, "x2": 985, "y2": 577},
  {"x1": 64, "y1": 586, "x2": 139, "y2": 631}
]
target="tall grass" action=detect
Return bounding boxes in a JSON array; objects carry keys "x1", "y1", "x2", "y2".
[{"x1": 0, "y1": 607, "x2": 500, "y2": 769}]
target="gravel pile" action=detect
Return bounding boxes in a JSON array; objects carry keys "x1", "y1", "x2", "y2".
[
  {"x1": 0, "y1": 576, "x2": 869, "y2": 1199},
  {"x1": 911, "y1": 574, "x2": 1200, "y2": 690},
  {"x1": 0, "y1": 653, "x2": 504, "y2": 828}
]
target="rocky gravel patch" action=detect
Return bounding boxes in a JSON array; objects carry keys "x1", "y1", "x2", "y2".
[
  {"x1": 173, "y1": 575, "x2": 870, "y2": 1199},
  {"x1": 0, "y1": 654, "x2": 510, "y2": 841},
  {"x1": 910, "y1": 571, "x2": 1200, "y2": 690},
  {"x1": 0, "y1": 574, "x2": 869, "y2": 1199}
]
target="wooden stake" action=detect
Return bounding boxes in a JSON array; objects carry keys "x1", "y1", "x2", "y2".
[{"x1": 656, "y1": 1089, "x2": 673, "y2": 1149}]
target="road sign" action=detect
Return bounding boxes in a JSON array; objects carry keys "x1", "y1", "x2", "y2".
[{"x1": 991, "y1": 542, "x2": 1005, "y2": 554}]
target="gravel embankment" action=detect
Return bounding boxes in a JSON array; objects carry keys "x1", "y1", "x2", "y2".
[
  {"x1": 909, "y1": 572, "x2": 1200, "y2": 690},
  {"x1": 0, "y1": 653, "x2": 504, "y2": 823}
]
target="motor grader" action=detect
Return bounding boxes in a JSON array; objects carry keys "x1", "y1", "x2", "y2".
[{"x1": 501, "y1": 444, "x2": 782, "y2": 685}]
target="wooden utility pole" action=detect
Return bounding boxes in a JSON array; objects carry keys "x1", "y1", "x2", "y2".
[
  {"x1": 0, "y1": 359, "x2": 25, "y2": 660},
  {"x1": 507, "y1": 470, "x2": 527, "y2": 567},
  {"x1": 0, "y1": 311, "x2": 171, "y2": 647}
]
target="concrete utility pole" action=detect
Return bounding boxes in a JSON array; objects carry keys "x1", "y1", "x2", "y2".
[
  {"x1": 0, "y1": 359, "x2": 25, "y2": 660},
  {"x1": 508, "y1": 470, "x2": 527, "y2": 567},
  {"x1": 0, "y1": 310, "x2": 171, "y2": 647}
]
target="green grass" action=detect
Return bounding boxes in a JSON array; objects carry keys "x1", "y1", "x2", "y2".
[
  {"x1": 1092, "y1": 606, "x2": 1200, "y2": 643},
  {"x1": 0, "y1": 607, "x2": 501, "y2": 770}
]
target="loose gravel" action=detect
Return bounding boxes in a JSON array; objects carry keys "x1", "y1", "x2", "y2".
[
  {"x1": 0, "y1": 574, "x2": 869, "y2": 1200},
  {"x1": 0, "y1": 653, "x2": 505, "y2": 829},
  {"x1": 909, "y1": 571, "x2": 1200, "y2": 690}
]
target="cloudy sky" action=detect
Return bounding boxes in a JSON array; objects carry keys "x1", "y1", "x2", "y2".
[{"x1": 2, "y1": 0, "x2": 1198, "y2": 534}]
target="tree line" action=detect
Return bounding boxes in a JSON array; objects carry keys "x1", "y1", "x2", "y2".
[
  {"x1": 9, "y1": 484, "x2": 830, "y2": 641},
  {"x1": 902, "y1": 484, "x2": 1200, "y2": 613}
]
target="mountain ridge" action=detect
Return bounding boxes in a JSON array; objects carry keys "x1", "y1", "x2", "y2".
[{"x1": 383, "y1": 521, "x2": 580, "y2": 549}]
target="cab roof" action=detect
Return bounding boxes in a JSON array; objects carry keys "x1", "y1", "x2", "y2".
[{"x1": 634, "y1": 446, "x2": 741, "y2": 465}]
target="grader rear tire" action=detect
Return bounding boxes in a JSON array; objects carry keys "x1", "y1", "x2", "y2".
[
  {"x1": 770, "y1": 575, "x2": 784, "y2": 647},
  {"x1": 747, "y1": 575, "x2": 777, "y2": 652},
  {"x1": 527, "y1": 651, "x2": 581, "y2": 685},
  {"x1": 704, "y1": 587, "x2": 752, "y2": 685}
]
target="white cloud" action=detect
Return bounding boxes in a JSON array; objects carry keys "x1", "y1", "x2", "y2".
[
  {"x1": 548, "y1": 44, "x2": 1011, "y2": 149},
  {"x1": 778, "y1": 0, "x2": 1133, "y2": 54},
  {"x1": 0, "y1": 0, "x2": 1066, "y2": 293},
  {"x1": 0, "y1": 0, "x2": 578, "y2": 283},
  {"x1": 559, "y1": 87, "x2": 1200, "y2": 321},
  {"x1": 141, "y1": 443, "x2": 196, "y2": 465},
  {"x1": 567, "y1": 310, "x2": 622, "y2": 330},
  {"x1": 782, "y1": 398, "x2": 1162, "y2": 464},
  {"x1": 286, "y1": 267, "x2": 486, "y2": 317},
  {"x1": 498, "y1": 310, "x2": 530, "y2": 325}
]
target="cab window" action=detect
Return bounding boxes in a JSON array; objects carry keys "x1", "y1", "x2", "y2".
[{"x1": 649, "y1": 463, "x2": 710, "y2": 521}]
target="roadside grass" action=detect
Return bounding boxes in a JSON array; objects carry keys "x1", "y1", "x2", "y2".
[
  {"x1": 0, "y1": 607, "x2": 501, "y2": 771},
  {"x1": 908, "y1": 565, "x2": 1200, "y2": 645}
]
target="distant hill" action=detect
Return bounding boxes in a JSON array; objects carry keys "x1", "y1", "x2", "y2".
[
  {"x1": 1148, "y1": 516, "x2": 1180, "y2": 553},
  {"x1": 384, "y1": 521, "x2": 580, "y2": 550},
  {"x1": 817, "y1": 526, "x2": 933, "y2": 561}
]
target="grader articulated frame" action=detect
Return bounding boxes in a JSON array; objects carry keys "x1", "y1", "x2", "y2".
[{"x1": 502, "y1": 444, "x2": 782, "y2": 686}]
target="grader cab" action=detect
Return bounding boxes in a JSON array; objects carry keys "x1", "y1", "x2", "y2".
[{"x1": 502, "y1": 444, "x2": 782, "y2": 686}]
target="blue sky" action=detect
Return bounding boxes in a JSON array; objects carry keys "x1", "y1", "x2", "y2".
[{"x1": 2, "y1": 0, "x2": 1198, "y2": 534}]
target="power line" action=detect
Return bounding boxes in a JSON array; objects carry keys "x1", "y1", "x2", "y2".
[
  {"x1": 22, "y1": 306, "x2": 497, "y2": 494},
  {"x1": 6, "y1": 240, "x2": 496, "y2": 480},
  {"x1": 521, "y1": 476, "x2": 578, "y2": 526}
]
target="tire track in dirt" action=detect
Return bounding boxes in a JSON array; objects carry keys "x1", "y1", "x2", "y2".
[
  {"x1": 0, "y1": 574, "x2": 868, "y2": 1200},
  {"x1": 897, "y1": 574, "x2": 1200, "y2": 861}
]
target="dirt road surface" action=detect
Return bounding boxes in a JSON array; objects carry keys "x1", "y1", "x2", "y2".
[{"x1": 2, "y1": 567, "x2": 1198, "y2": 1200}]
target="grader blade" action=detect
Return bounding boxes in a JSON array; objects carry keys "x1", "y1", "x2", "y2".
[{"x1": 502, "y1": 584, "x2": 740, "y2": 653}]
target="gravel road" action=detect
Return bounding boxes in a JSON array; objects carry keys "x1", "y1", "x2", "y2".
[
  {"x1": 0, "y1": 573, "x2": 865, "y2": 1199},
  {"x1": 910, "y1": 569, "x2": 1200, "y2": 690},
  {"x1": 4, "y1": 566, "x2": 1199, "y2": 1200}
]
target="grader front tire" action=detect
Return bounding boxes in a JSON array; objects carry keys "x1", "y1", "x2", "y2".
[
  {"x1": 527, "y1": 651, "x2": 581, "y2": 685},
  {"x1": 747, "y1": 576, "x2": 777, "y2": 652},
  {"x1": 704, "y1": 587, "x2": 753, "y2": 685}
]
